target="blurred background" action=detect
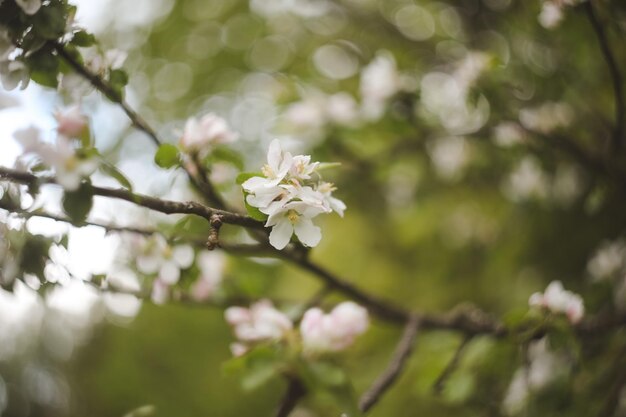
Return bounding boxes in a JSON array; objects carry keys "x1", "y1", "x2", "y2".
[{"x1": 1, "y1": 0, "x2": 626, "y2": 416}]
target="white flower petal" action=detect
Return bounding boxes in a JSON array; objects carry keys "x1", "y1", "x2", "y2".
[
  {"x1": 269, "y1": 219, "x2": 293, "y2": 250},
  {"x1": 136, "y1": 254, "x2": 162, "y2": 275},
  {"x1": 159, "y1": 261, "x2": 181, "y2": 285},
  {"x1": 294, "y1": 218, "x2": 321, "y2": 247},
  {"x1": 172, "y1": 245, "x2": 194, "y2": 269}
]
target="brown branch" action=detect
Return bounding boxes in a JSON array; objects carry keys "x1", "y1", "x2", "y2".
[
  {"x1": 274, "y1": 377, "x2": 306, "y2": 417},
  {"x1": 359, "y1": 314, "x2": 420, "y2": 413},
  {"x1": 0, "y1": 166, "x2": 263, "y2": 230},
  {"x1": 583, "y1": 1, "x2": 625, "y2": 151}
]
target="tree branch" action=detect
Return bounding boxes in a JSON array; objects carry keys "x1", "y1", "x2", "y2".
[
  {"x1": 359, "y1": 314, "x2": 420, "y2": 413},
  {"x1": 583, "y1": 1, "x2": 625, "y2": 151},
  {"x1": 274, "y1": 377, "x2": 306, "y2": 417},
  {"x1": 0, "y1": 166, "x2": 263, "y2": 230},
  {"x1": 52, "y1": 42, "x2": 160, "y2": 147}
]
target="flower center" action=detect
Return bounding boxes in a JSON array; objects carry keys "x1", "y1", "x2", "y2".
[{"x1": 287, "y1": 210, "x2": 299, "y2": 224}]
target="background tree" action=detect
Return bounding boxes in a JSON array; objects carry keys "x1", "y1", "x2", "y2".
[{"x1": 0, "y1": 0, "x2": 625, "y2": 416}]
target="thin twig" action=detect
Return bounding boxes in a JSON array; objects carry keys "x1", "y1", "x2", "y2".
[
  {"x1": 584, "y1": 1, "x2": 625, "y2": 151},
  {"x1": 433, "y1": 335, "x2": 473, "y2": 395},
  {"x1": 359, "y1": 314, "x2": 421, "y2": 413}
]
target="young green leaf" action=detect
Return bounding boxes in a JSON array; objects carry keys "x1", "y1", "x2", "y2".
[
  {"x1": 154, "y1": 144, "x2": 180, "y2": 169},
  {"x1": 62, "y1": 183, "x2": 94, "y2": 223}
]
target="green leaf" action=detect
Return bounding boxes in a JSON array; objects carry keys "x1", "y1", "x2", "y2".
[
  {"x1": 316, "y1": 162, "x2": 342, "y2": 171},
  {"x1": 236, "y1": 172, "x2": 262, "y2": 185},
  {"x1": 208, "y1": 147, "x2": 244, "y2": 170},
  {"x1": 154, "y1": 144, "x2": 180, "y2": 169},
  {"x1": 100, "y1": 163, "x2": 133, "y2": 191},
  {"x1": 244, "y1": 200, "x2": 267, "y2": 222},
  {"x1": 19, "y1": 235, "x2": 51, "y2": 280},
  {"x1": 62, "y1": 183, "x2": 94, "y2": 223},
  {"x1": 32, "y1": 3, "x2": 67, "y2": 40},
  {"x1": 109, "y1": 68, "x2": 129, "y2": 99},
  {"x1": 305, "y1": 361, "x2": 348, "y2": 387},
  {"x1": 71, "y1": 30, "x2": 96, "y2": 47},
  {"x1": 25, "y1": 46, "x2": 60, "y2": 88}
]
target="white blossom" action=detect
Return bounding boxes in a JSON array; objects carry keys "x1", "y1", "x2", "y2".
[
  {"x1": 189, "y1": 251, "x2": 225, "y2": 302},
  {"x1": 13, "y1": 126, "x2": 98, "y2": 191},
  {"x1": 587, "y1": 239, "x2": 626, "y2": 281},
  {"x1": 225, "y1": 300, "x2": 293, "y2": 344},
  {"x1": 529, "y1": 280, "x2": 585, "y2": 324},
  {"x1": 266, "y1": 201, "x2": 325, "y2": 250},
  {"x1": 179, "y1": 113, "x2": 238, "y2": 156},
  {"x1": 135, "y1": 235, "x2": 194, "y2": 285},
  {"x1": 360, "y1": 51, "x2": 401, "y2": 120},
  {"x1": 300, "y1": 301, "x2": 369, "y2": 353},
  {"x1": 242, "y1": 139, "x2": 345, "y2": 249}
]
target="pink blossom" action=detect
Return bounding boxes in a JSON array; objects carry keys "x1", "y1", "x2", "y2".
[
  {"x1": 300, "y1": 301, "x2": 369, "y2": 353},
  {"x1": 529, "y1": 281, "x2": 584, "y2": 324},
  {"x1": 55, "y1": 106, "x2": 88, "y2": 138},
  {"x1": 225, "y1": 300, "x2": 292, "y2": 343}
]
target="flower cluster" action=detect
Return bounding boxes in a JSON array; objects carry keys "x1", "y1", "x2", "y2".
[
  {"x1": 242, "y1": 139, "x2": 346, "y2": 250},
  {"x1": 179, "y1": 112, "x2": 238, "y2": 157},
  {"x1": 529, "y1": 281, "x2": 584, "y2": 324},
  {"x1": 224, "y1": 300, "x2": 369, "y2": 357},
  {"x1": 14, "y1": 107, "x2": 98, "y2": 191}
]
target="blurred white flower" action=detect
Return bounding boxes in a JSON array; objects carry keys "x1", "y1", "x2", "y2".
[
  {"x1": 502, "y1": 337, "x2": 569, "y2": 414},
  {"x1": 300, "y1": 301, "x2": 369, "y2": 353},
  {"x1": 587, "y1": 239, "x2": 626, "y2": 281},
  {"x1": 135, "y1": 235, "x2": 194, "y2": 285},
  {"x1": 529, "y1": 280, "x2": 584, "y2": 323},
  {"x1": 189, "y1": 251, "x2": 225, "y2": 302},
  {"x1": 360, "y1": 51, "x2": 401, "y2": 120},
  {"x1": 493, "y1": 122, "x2": 525, "y2": 148},
  {"x1": 225, "y1": 300, "x2": 293, "y2": 344},
  {"x1": 504, "y1": 156, "x2": 549, "y2": 201},
  {"x1": 179, "y1": 113, "x2": 238, "y2": 156},
  {"x1": 13, "y1": 126, "x2": 98, "y2": 191},
  {"x1": 519, "y1": 102, "x2": 573, "y2": 133},
  {"x1": 539, "y1": 2, "x2": 564, "y2": 28}
]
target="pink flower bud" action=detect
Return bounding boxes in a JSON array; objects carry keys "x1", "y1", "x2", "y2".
[
  {"x1": 300, "y1": 302, "x2": 369, "y2": 353},
  {"x1": 55, "y1": 106, "x2": 88, "y2": 138},
  {"x1": 224, "y1": 300, "x2": 292, "y2": 344}
]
